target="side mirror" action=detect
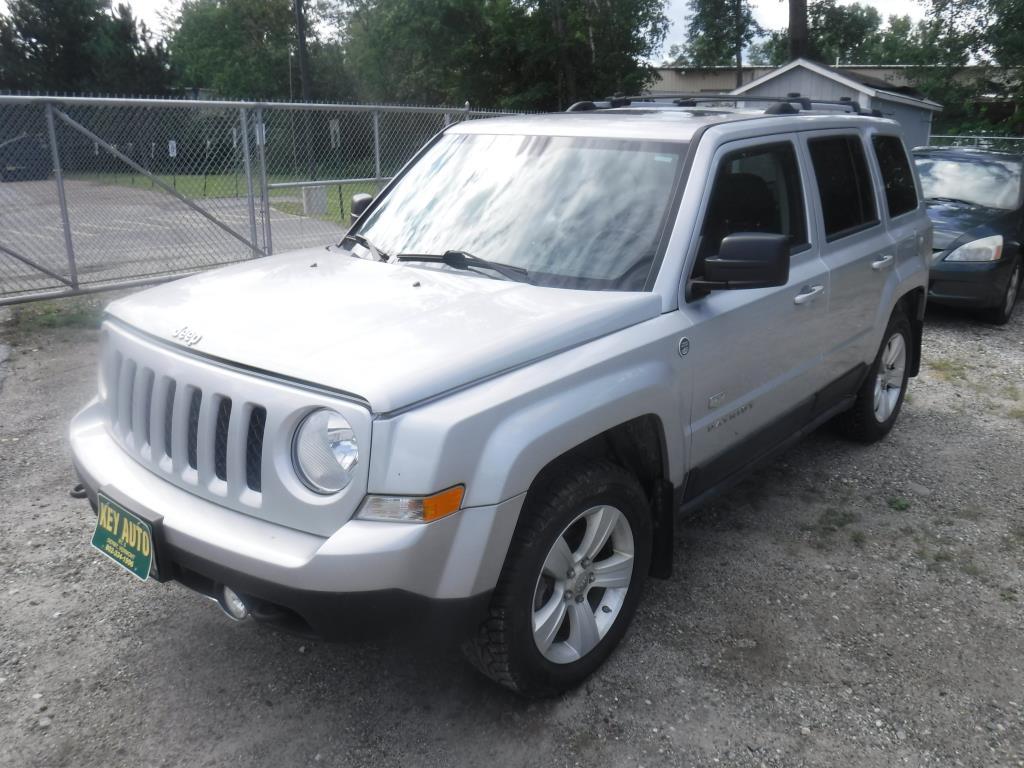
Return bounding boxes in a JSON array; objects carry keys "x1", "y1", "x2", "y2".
[
  {"x1": 351, "y1": 193, "x2": 373, "y2": 221},
  {"x1": 693, "y1": 233, "x2": 790, "y2": 294}
]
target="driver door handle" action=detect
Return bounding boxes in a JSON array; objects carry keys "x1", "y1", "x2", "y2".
[
  {"x1": 794, "y1": 284, "x2": 824, "y2": 305},
  {"x1": 872, "y1": 254, "x2": 895, "y2": 270}
]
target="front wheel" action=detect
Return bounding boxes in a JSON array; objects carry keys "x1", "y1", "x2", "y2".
[
  {"x1": 464, "y1": 461, "x2": 652, "y2": 698},
  {"x1": 986, "y1": 257, "x2": 1021, "y2": 325},
  {"x1": 835, "y1": 308, "x2": 912, "y2": 443}
]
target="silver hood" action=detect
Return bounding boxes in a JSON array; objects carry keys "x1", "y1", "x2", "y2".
[{"x1": 106, "y1": 248, "x2": 662, "y2": 413}]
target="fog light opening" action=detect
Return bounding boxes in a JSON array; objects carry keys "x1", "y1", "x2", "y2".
[{"x1": 218, "y1": 586, "x2": 250, "y2": 621}]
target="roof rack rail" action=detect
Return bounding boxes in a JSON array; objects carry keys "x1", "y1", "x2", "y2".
[
  {"x1": 573, "y1": 92, "x2": 885, "y2": 117},
  {"x1": 566, "y1": 94, "x2": 633, "y2": 112}
]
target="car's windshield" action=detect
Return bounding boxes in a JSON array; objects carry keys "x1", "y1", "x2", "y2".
[
  {"x1": 354, "y1": 132, "x2": 687, "y2": 290},
  {"x1": 913, "y1": 154, "x2": 1022, "y2": 210}
]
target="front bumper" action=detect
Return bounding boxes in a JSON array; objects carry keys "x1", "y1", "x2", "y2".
[
  {"x1": 928, "y1": 256, "x2": 1016, "y2": 309},
  {"x1": 71, "y1": 398, "x2": 524, "y2": 640}
]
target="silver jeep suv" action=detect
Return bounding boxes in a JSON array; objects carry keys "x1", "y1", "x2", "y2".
[{"x1": 71, "y1": 100, "x2": 931, "y2": 697}]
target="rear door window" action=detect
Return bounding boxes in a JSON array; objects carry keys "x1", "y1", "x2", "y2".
[
  {"x1": 872, "y1": 135, "x2": 918, "y2": 217},
  {"x1": 808, "y1": 135, "x2": 879, "y2": 240}
]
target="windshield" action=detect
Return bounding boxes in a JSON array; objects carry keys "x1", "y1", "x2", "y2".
[
  {"x1": 913, "y1": 154, "x2": 1022, "y2": 210},
  {"x1": 354, "y1": 133, "x2": 687, "y2": 290}
]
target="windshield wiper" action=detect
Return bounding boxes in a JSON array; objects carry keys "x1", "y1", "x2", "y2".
[
  {"x1": 395, "y1": 250, "x2": 529, "y2": 282},
  {"x1": 928, "y1": 196, "x2": 977, "y2": 206},
  {"x1": 340, "y1": 232, "x2": 390, "y2": 261}
]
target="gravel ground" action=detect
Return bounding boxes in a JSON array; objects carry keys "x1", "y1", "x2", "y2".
[{"x1": 0, "y1": 296, "x2": 1022, "y2": 768}]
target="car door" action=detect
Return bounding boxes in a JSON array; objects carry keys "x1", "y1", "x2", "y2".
[
  {"x1": 868, "y1": 131, "x2": 928, "y2": 310},
  {"x1": 678, "y1": 136, "x2": 832, "y2": 502},
  {"x1": 802, "y1": 130, "x2": 894, "y2": 382}
]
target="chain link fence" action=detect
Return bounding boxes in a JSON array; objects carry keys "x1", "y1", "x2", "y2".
[
  {"x1": 0, "y1": 95, "x2": 527, "y2": 304},
  {"x1": 929, "y1": 134, "x2": 1024, "y2": 152}
]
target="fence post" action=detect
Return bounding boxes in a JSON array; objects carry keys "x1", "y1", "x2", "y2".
[
  {"x1": 255, "y1": 106, "x2": 273, "y2": 256},
  {"x1": 238, "y1": 107, "x2": 260, "y2": 258},
  {"x1": 372, "y1": 110, "x2": 382, "y2": 180},
  {"x1": 44, "y1": 103, "x2": 78, "y2": 290}
]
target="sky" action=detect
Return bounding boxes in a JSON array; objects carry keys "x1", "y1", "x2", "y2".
[{"x1": 1, "y1": 0, "x2": 928, "y2": 55}]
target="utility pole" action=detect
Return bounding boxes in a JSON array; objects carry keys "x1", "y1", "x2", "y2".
[
  {"x1": 292, "y1": 0, "x2": 312, "y2": 102},
  {"x1": 789, "y1": 0, "x2": 809, "y2": 61},
  {"x1": 734, "y1": 0, "x2": 743, "y2": 88}
]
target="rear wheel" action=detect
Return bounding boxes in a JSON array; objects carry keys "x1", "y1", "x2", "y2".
[
  {"x1": 835, "y1": 308, "x2": 911, "y2": 443},
  {"x1": 986, "y1": 257, "x2": 1021, "y2": 325},
  {"x1": 464, "y1": 460, "x2": 652, "y2": 698}
]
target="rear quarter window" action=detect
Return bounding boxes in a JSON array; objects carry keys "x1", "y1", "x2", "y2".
[
  {"x1": 808, "y1": 135, "x2": 879, "y2": 240},
  {"x1": 872, "y1": 135, "x2": 918, "y2": 217}
]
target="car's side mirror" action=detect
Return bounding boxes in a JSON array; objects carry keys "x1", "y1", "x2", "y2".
[
  {"x1": 351, "y1": 193, "x2": 373, "y2": 222},
  {"x1": 691, "y1": 233, "x2": 790, "y2": 296}
]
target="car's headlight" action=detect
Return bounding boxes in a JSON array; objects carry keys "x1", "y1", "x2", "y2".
[
  {"x1": 292, "y1": 408, "x2": 358, "y2": 494},
  {"x1": 945, "y1": 234, "x2": 1003, "y2": 262},
  {"x1": 356, "y1": 486, "x2": 464, "y2": 523}
]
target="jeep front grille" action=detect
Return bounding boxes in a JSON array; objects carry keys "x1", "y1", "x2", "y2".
[
  {"x1": 107, "y1": 350, "x2": 267, "y2": 499},
  {"x1": 99, "y1": 320, "x2": 372, "y2": 537}
]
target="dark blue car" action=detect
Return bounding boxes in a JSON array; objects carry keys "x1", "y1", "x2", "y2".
[{"x1": 913, "y1": 147, "x2": 1022, "y2": 324}]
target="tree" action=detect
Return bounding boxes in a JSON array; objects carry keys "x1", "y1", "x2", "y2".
[
  {"x1": 808, "y1": 0, "x2": 881, "y2": 65},
  {"x1": 0, "y1": 0, "x2": 172, "y2": 94},
  {"x1": 667, "y1": 0, "x2": 760, "y2": 86},
  {"x1": 169, "y1": 0, "x2": 296, "y2": 99},
  {"x1": 341, "y1": 0, "x2": 669, "y2": 110}
]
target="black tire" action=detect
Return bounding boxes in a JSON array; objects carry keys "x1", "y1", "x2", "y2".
[
  {"x1": 463, "y1": 460, "x2": 652, "y2": 698},
  {"x1": 985, "y1": 257, "x2": 1021, "y2": 326},
  {"x1": 834, "y1": 308, "x2": 912, "y2": 444}
]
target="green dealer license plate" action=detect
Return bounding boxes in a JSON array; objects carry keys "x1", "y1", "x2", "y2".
[{"x1": 91, "y1": 494, "x2": 154, "y2": 581}]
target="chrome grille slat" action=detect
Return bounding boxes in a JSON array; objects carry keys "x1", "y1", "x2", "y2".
[
  {"x1": 170, "y1": 383, "x2": 193, "y2": 477},
  {"x1": 195, "y1": 391, "x2": 219, "y2": 487},
  {"x1": 150, "y1": 375, "x2": 171, "y2": 466},
  {"x1": 116, "y1": 358, "x2": 136, "y2": 440},
  {"x1": 132, "y1": 368, "x2": 154, "y2": 455},
  {"x1": 226, "y1": 401, "x2": 250, "y2": 494}
]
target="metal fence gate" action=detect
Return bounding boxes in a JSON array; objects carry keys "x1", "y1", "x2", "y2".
[{"x1": 0, "y1": 95, "x2": 524, "y2": 304}]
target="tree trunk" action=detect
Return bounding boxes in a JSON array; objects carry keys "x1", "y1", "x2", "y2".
[{"x1": 789, "y1": 0, "x2": 809, "y2": 61}]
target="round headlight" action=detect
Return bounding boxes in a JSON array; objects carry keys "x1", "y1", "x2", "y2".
[{"x1": 292, "y1": 409, "x2": 358, "y2": 494}]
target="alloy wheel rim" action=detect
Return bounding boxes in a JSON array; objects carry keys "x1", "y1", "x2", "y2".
[
  {"x1": 532, "y1": 504, "x2": 635, "y2": 664},
  {"x1": 1006, "y1": 264, "x2": 1021, "y2": 317},
  {"x1": 873, "y1": 331, "x2": 907, "y2": 423}
]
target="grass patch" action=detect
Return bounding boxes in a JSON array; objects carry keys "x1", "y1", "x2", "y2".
[
  {"x1": 960, "y1": 560, "x2": 982, "y2": 578},
  {"x1": 928, "y1": 358, "x2": 969, "y2": 381},
  {"x1": 887, "y1": 496, "x2": 911, "y2": 512},
  {"x1": 1009, "y1": 406, "x2": 1024, "y2": 422},
  {"x1": 850, "y1": 529, "x2": 867, "y2": 548},
  {"x1": 953, "y1": 506, "x2": 982, "y2": 521},
  {"x1": 999, "y1": 587, "x2": 1018, "y2": 602},
  {"x1": 69, "y1": 172, "x2": 383, "y2": 227},
  {"x1": 1004, "y1": 384, "x2": 1022, "y2": 402},
  {"x1": 6, "y1": 297, "x2": 105, "y2": 335}
]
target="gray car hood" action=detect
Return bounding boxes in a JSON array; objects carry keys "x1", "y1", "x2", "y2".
[{"x1": 106, "y1": 248, "x2": 662, "y2": 413}]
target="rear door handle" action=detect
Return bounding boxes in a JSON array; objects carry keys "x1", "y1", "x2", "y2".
[
  {"x1": 872, "y1": 254, "x2": 894, "y2": 270},
  {"x1": 794, "y1": 284, "x2": 824, "y2": 305}
]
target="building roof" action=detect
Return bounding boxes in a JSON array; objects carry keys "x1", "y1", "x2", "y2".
[{"x1": 731, "y1": 58, "x2": 943, "y2": 112}]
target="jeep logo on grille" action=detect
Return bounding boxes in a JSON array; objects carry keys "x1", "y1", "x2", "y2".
[{"x1": 171, "y1": 326, "x2": 202, "y2": 347}]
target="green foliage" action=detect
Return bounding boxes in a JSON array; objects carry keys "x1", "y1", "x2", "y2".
[
  {"x1": 748, "y1": 2, "x2": 971, "y2": 68},
  {"x1": 169, "y1": 0, "x2": 297, "y2": 100},
  {"x1": 668, "y1": 0, "x2": 761, "y2": 68},
  {"x1": 342, "y1": 0, "x2": 669, "y2": 110},
  {"x1": 0, "y1": 0, "x2": 173, "y2": 94}
]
